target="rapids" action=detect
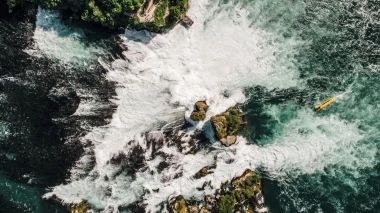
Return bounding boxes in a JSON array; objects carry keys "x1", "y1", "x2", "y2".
[{"x1": 2, "y1": 0, "x2": 380, "y2": 212}]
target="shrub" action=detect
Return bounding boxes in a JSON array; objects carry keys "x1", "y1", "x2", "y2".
[
  {"x1": 217, "y1": 195, "x2": 235, "y2": 213},
  {"x1": 154, "y1": 0, "x2": 168, "y2": 26}
]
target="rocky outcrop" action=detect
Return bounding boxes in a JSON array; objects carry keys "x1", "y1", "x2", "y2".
[
  {"x1": 169, "y1": 196, "x2": 188, "y2": 213},
  {"x1": 193, "y1": 167, "x2": 209, "y2": 179},
  {"x1": 190, "y1": 101, "x2": 209, "y2": 121},
  {"x1": 169, "y1": 170, "x2": 268, "y2": 213},
  {"x1": 70, "y1": 202, "x2": 89, "y2": 213},
  {"x1": 210, "y1": 107, "x2": 242, "y2": 146}
]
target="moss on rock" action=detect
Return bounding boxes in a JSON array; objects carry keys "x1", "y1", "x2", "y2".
[
  {"x1": 190, "y1": 111, "x2": 206, "y2": 121},
  {"x1": 190, "y1": 101, "x2": 208, "y2": 121},
  {"x1": 210, "y1": 107, "x2": 242, "y2": 146},
  {"x1": 172, "y1": 169, "x2": 267, "y2": 213},
  {"x1": 169, "y1": 196, "x2": 188, "y2": 213}
]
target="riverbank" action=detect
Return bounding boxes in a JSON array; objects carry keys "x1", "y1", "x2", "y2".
[{"x1": 5, "y1": 0, "x2": 192, "y2": 32}]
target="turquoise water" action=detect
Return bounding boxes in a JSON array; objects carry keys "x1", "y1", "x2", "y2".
[
  {"x1": 0, "y1": 174, "x2": 68, "y2": 212},
  {"x1": 242, "y1": 0, "x2": 380, "y2": 212}
]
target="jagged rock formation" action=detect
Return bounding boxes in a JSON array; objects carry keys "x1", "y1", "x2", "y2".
[
  {"x1": 70, "y1": 202, "x2": 89, "y2": 213},
  {"x1": 190, "y1": 101, "x2": 209, "y2": 121},
  {"x1": 169, "y1": 169, "x2": 268, "y2": 213},
  {"x1": 169, "y1": 196, "x2": 188, "y2": 213},
  {"x1": 210, "y1": 107, "x2": 242, "y2": 146}
]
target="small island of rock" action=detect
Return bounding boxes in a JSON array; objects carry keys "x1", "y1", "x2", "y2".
[
  {"x1": 210, "y1": 107, "x2": 242, "y2": 146},
  {"x1": 190, "y1": 101, "x2": 209, "y2": 121}
]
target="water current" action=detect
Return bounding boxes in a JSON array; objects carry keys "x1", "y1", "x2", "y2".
[{"x1": 1, "y1": 0, "x2": 380, "y2": 212}]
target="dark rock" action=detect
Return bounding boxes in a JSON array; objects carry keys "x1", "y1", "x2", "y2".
[
  {"x1": 193, "y1": 167, "x2": 210, "y2": 179},
  {"x1": 48, "y1": 86, "x2": 80, "y2": 116},
  {"x1": 157, "y1": 161, "x2": 170, "y2": 173}
]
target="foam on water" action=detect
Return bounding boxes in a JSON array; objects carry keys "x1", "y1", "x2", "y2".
[
  {"x1": 27, "y1": 8, "x2": 106, "y2": 64},
  {"x1": 41, "y1": 0, "x2": 378, "y2": 212}
]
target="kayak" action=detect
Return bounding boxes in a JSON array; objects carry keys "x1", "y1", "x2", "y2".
[{"x1": 315, "y1": 97, "x2": 335, "y2": 111}]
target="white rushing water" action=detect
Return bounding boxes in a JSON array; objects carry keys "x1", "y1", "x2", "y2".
[
  {"x1": 35, "y1": 0, "x2": 377, "y2": 212},
  {"x1": 26, "y1": 8, "x2": 107, "y2": 64}
]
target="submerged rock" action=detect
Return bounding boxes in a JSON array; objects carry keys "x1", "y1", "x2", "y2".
[
  {"x1": 190, "y1": 101, "x2": 209, "y2": 121},
  {"x1": 210, "y1": 107, "x2": 242, "y2": 146}
]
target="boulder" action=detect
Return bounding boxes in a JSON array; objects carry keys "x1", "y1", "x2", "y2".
[
  {"x1": 195, "y1": 101, "x2": 209, "y2": 112},
  {"x1": 190, "y1": 101, "x2": 208, "y2": 121},
  {"x1": 199, "y1": 207, "x2": 211, "y2": 213},
  {"x1": 193, "y1": 167, "x2": 209, "y2": 179},
  {"x1": 70, "y1": 202, "x2": 89, "y2": 213},
  {"x1": 220, "y1": 136, "x2": 237, "y2": 147},
  {"x1": 210, "y1": 108, "x2": 242, "y2": 146},
  {"x1": 169, "y1": 196, "x2": 188, "y2": 213},
  {"x1": 190, "y1": 111, "x2": 206, "y2": 121}
]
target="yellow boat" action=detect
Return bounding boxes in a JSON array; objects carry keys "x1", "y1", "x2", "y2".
[{"x1": 315, "y1": 97, "x2": 335, "y2": 111}]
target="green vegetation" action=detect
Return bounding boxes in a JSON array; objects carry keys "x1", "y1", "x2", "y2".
[
  {"x1": 6, "y1": 0, "x2": 188, "y2": 31},
  {"x1": 217, "y1": 194, "x2": 235, "y2": 213},
  {"x1": 190, "y1": 111, "x2": 206, "y2": 121},
  {"x1": 170, "y1": 170, "x2": 264, "y2": 213},
  {"x1": 211, "y1": 108, "x2": 241, "y2": 139},
  {"x1": 154, "y1": 0, "x2": 168, "y2": 26},
  {"x1": 215, "y1": 170, "x2": 262, "y2": 213},
  {"x1": 80, "y1": 0, "x2": 142, "y2": 27},
  {"x1": 190, "y1": 101, "x2": 208, "y2": 121},
  {"x1": 225, "y1": 109, "x2": 240, "y2": 135},
  {"x1": 7, "y1": 0, "x2": 17, "y2": 12},
  {"x1": 168, "y1": 0, "x2": 187, "y2": 24}
]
